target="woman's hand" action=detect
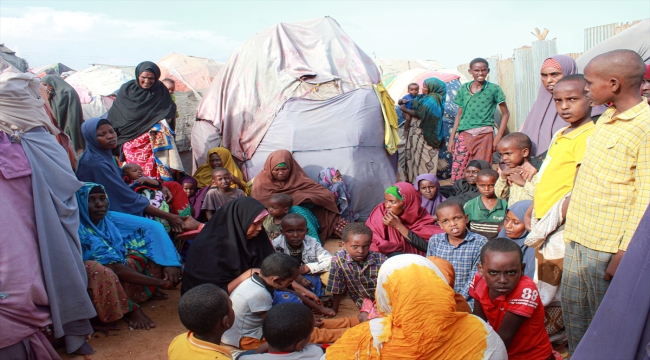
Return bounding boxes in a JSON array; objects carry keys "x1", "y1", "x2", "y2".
[
  {"x1": 382, "y1": 211, "x2": 403, "y2": 229},
  {"x1": 182, "y1": 216, "x2": 202, "y2": 231},
  {"x1": 447, "y1": 137, "x2": 455, "y2": 155},
  {"x1": 166, "y1": 213, "x2": 185, "y2": 233},
  {"x1": 519, "y1": 162, "x2": 538, "y2": 182},
  {"x1": 161, "y1": 186, "x2": 173, "y2": 203},
  {"x1": 163, "y1": 266, "x2": 182, "y2": 286}
]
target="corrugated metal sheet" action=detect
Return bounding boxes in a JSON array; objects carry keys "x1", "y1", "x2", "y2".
[
  {"x1": 565, "y1": 52, "x2": 583, "y2": 60},
  {"x1": 584, "y1": 23, "x2": 616, "y2": 51},
  {"x1": 497, "y1": 58, "x2": 517, "y2": 133}
]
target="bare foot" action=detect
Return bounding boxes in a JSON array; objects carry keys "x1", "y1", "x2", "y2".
[
  {"x1": 123, "y1": 308, "x2": 156, "y2": 330},
  {"x1": 151, "y1": 290, "x2": 169, "y2": 300}
]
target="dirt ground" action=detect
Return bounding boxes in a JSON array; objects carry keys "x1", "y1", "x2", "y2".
[{"x1": 57, "y1": 238, "x2": 358, "y2": 360}]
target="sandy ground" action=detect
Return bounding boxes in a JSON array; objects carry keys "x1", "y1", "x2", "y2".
[{"x1": 57, "y1": 238, "x2": 358, "y2": 360}]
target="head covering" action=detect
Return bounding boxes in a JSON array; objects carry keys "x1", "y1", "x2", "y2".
[
  {"x1": 76, "y1": 118, "x2": 150, "y2": 215},
  {"x1": 541, "y1": 58, "x2": 562, "y2": 70},
  {"x1": 446, "y1": 159, "x2": 491, "y2": 203},
  {"x1": 645, "y1": 64, "x2": 650, "y2": 80},
  {"x1": 106, "y1": 61, "x2": 176, "y2": 145},
  {"x1": 415, "y1": 173, "x2": 446, "y2": 216},
  {"x1": 40, "y1": 75, "x2": 85, "y2": 151},
  {"x1": 193, "y1": 147, "x2": 248, "y2": 190},
  {"x1": 366, "y1": 182, "x2": 443, "y2": 255},
  {"x1": 521, "y1": 55, "x2": 579, "y2": 156},
  {"x1": 325, "y1": 254, "x2": 507, "y2": 359},
  {"x1": 182, "y1": 197, "x2": 275, "y2": 294},
  {"x1": 427, "y1": 255, "x2": 472, "y2": 313},
  {"x1": 318, "y1": 167, "x2": 356, "y2": 221},
  {"x1": 0, "y1": 67, "x2": 58, "y2": 136},
  {"x1": 384, "y1": 185, "x2": 402, "y2": 200},
  {"x1": 412, "y1": 78, "x2": 447, "y2": 148},
  {"x1": 498, "y1": 200, "x2": 535, "y2": 279}
]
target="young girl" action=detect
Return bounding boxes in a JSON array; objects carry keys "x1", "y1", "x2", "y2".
[
  {"x1": 414, "y1": 173, "x2": 446, "y2": 218},
  {"x1": 498, "y1": 200, "x2": 535, "y2": 279},
  {"x1": 179, "y1": 176, "x2": 209, "y2": 220},
  {"x1": 318, "y1": 167, "x2": 357, "y2": 222}
]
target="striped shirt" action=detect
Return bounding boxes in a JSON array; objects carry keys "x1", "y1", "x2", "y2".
[{"x1": 326, "y1": 250, "x2": 387, "y2": 308}]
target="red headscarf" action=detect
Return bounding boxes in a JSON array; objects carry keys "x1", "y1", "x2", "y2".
[{"x1": 366, "y1": 182, "x2": 444, "y2": 255}]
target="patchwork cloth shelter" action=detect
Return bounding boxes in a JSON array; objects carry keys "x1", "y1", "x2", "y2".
[
  {"x1": 157, "y1": 53, "x2": 224, "y2": 94},
  {"x1": 65, "y1": 65, "x2": 135, "y2": 120},
  {"x1": 193, "y1": 17, "x2": 398, "y2": 218},
  {"x1": 32, "y1": 63, "x2": 74, "y2": 78}
]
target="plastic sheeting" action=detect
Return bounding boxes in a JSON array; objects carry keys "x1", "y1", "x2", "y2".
[
  {"x1": 577, "y1": 19, "x2": 650, "y2": 70},
  {"x1": 245, "y1": 88, "x2": 397, "y2": 219},
  {"x1": 157, "y1": 53, "x2": 224, "y2": 93},
  {"x1": 383, "y1": 69, "x2": 461, "y2": 103}
]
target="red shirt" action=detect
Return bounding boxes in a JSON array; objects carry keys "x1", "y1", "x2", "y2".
[{"x1": 469, "y1": 274, "x2": 552, "y2": 360}]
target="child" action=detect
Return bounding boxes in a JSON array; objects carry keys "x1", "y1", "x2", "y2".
[
  {"x1": 202, "y1": 167, "x2": 245, "y2": 220},
  {"x1": 470, "y1": 238, "x2": 553, "y2": 360},
  {"x1": 498, "y1": 200, "x2": 535, "y2": 280},
  {"x1": 168, "y1": 283, "x2": 234, "y2": 359},
  {"x1": 263, "y1": 194, "x2": 320, "y2": 241},
  {"x1": 426, "y1": 200, "x2": 487, "y2": 305},
  {"x1": 448, "y1": 58, "x2": 510, "y2": 182},
  {"x1": 327, "y1": 222, "x2": 387, "y2": 314},
  {"x1": 464, "y1": 168, "x2": 507, "y2": 240},
  {"x1": 561, "y1": 50, "x2": 649, "y2": 353},
  {"x1": 495, "y1": 132, "x2": 538, "y2": 206},
  {"x1": 239, "y1": 303, "x2": 324, "y2": 359},
  {"x1": 162, "y1": 78, "x2": 179, "y2": 131},
  {"x1": 123, "y1": 163, "x2": 171, "y2": 231},
  {"x1": 397, "y1": 83, "x2": 420, "y2": 122},
  {"x1": 317, "y1": 167, "x2": 357, "y2": 221},
  {"x1": 273, "y1": 214, "x2": 332, "y2": 298},
  {"x1": 415, "y1": 173, "x2": 446, "y2": 218}
]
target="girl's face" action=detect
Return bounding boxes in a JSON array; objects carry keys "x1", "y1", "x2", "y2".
[
  {"x1": 418, "y1": 179, "x2": 438, "y2": 200},
  {"x1": 96, "y1": 124, "x2": 117, "y2": 150},
  {"x1": 464, "y1": 166, "x2": 481, "y2": 185},
  {"x1": 182, "y1": 182, "x2": 196, "y2": 198},
  {"x1": 503, "y1": 210, "x2": 526, "y2": 239},
  {"x1": 209, "y1": 153, "x2": 223, "y2": 169},
  {"x1": 271, "y1": 165, "x2": 289, "y2": 181},
  {"x1": 332, "y1": 170, "x2": 343, "y2": 183},
  {"x1": 384, "y1": 193, "x2": 405, "y2": 217}
]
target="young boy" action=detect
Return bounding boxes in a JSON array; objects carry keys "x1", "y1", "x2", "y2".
[
  {"x1": 264, "y1": 194, "x2": 293, "y2": 241},
  {"x1": 169, "y1": 283, "x2": 234, "y2": 359},
  {"x1": 427, "y1": 200, "x2": 487, "y2": 305},
  {"x1": 397, "y1": 83, "x2": 419, "y2": 123},
  {"x1": 202, "y1": 167, "x2": 245, "y2": 220},
  {"x1": 327, "y1": 222, "x2": 387, "y2": 314},
  {"x1": 240, "y1": 303, "x2": 324, "y2": 359},
  {"x1": 470, "y1": 238, "x2": 552, "y2": 360},
  {"x1": 448, "y1": 58, "x2": 510, "y2": 182},
  {"x1": 561, "y1": 50, "x2": 649, "y2": 353},
  {"x1": 495, "y1": 132, "x2": 538, "y2": 206},
  {"x1": 464, "y1": 168, "x2": 508, "y2": 240},
  {"x1": 273, "y1": 214, "x2": 332, "y2": 297}
]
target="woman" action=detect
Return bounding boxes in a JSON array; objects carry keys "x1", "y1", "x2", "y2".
[
  {"x1": 366, "y1": 182, "x2": 443, "y2": 256},
  {"x1": 440, "y1": 159, "x2": 491, "y2": 204},
  {"x1": 77, "y1": 183, "x2": 182, "y2": 330},
  {"x1": 193, "y1": 146, "x2": 250, "y2": 194},
  {"x1": 400, "y1": 78, "x2": 447, "y2": 183},
  {"x1": 436, "y1": 78, "x2": 462, "y2": 180},
  {"x1": 252, "y1": 150, "x2": 346, "y2": 241},
  {"x1": 41, "y1": 75, "x2": 86, "y2": 153},
  {"x1": 414, "y1": 173, "x2": 446, "y2": 217},
  {"x1": 107, "y1": 61, "x2": 181, "y2": 180},
  {"x1": 318, "y1": 167, "x2": 357, "y2": 222},
  {"x1": 324, "y1": 255, "x2": 507, "y2": 359},
  {"x1": 76, "y1": 117, "x2": 185, "y2": 232}
]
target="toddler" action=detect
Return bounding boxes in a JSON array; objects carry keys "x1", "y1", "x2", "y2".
[
  {"x1": 123, "y1": 163, "x2": 170, "y2": 231},
  {"x1": 202, "y1": 167, "x2": 245, "y2": 220},
  {"x1": 495, "y1": 132, "x2": 538, "y2": 206}
]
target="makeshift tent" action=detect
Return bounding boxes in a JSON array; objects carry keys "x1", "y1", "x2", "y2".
[
  {"x1": 65, "y1": 65, "x2": 135, "y2": 120},
  {"x1": 194, "y1": 17, "x2": 397, "y2": 218},
  {"x1": 157, "y1": 53, "x2": 224, "y2": 94},
  {"x1": 0, "y1": 44, "x2": 28, "y2": 72},
  {"x1": 32, "y1": 63, "x2": 74, "y2": 78},
  {"x1": 374, "y1": 58, "x2": 444, "y2": 76},
  {"x1": 383, "y1": 69, "x2": 465, "y2": 103},
  {"x1": 577, "y1": 19, "x2": 650, "y2": 70}
]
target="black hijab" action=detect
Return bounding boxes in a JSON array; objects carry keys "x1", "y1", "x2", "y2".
[
  {"x1": 181, "y1": 197, "x2": 275, "y2": 295},
  {"x1": 107, "y1": 61, "x2": 176, "y2": 145},
  {"x1": 440, "y1": 160, "x2": 491, "y2": 204}
]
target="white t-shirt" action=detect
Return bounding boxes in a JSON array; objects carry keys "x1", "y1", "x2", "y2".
[
  {"x1": 221, "y1": 276, "x2": 273, "y2": 347},
  {"x1": 240, "y1": 344, "x2": 324, "y2": 359}
]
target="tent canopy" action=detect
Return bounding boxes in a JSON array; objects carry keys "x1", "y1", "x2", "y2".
[
  {"x1": 374, "y1": 58, "x2": 444, "y2": 76},
  {"x1": 157, "y1": 53, "x2": 224, "y2": 93},
  {"x1": 65, "y1": 65, "x2": 135, "y2": 102},
  {"x1": 32, "y1": 63, "x2": 74, "y2": 78},
  {"x1": 577, "y1": 19, "x2": 650, "y2": 70}
]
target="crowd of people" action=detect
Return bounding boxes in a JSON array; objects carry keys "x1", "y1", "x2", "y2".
[{"x1": 0, "y1": 48, "x2": 648, "y2": 360}]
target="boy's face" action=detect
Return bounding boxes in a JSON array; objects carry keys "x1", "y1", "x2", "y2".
[
  {"x1": 418, "y1": 179, "x2": 438, "y2": 200},
  {"x1": 540, "y1": 66, "x2": 563, "y2": 94},
  {"x1": 88, "y1": 192, "x2": 109, "y2": 225},
  {"x1": 209, "y1": 153, "x2": 223, "y2": 169},
  {"x1": 408, "y1": 84, "x2": 419, "y2": 96},
  {"x1": 271, "y1": 165, "x2": 289, "y2": 181},
  {"x1": 435, "y1": 205, "x2": 468, "y2": 240},
  {"x1": 123, "y1": 165, "x2": 143, "y2": 180},
  {"x1": 641, "y1": 78, "x2": 650, "y2": 101},
  {"x1": 553, "y1": 81, "x2": 591, "y2": 123},
  {"x1": 583, "y1": 64, "x2": 610, "y2": 106},
  {"x1": 383, "y1": 193, "x2": 404, "y2": 217},
  {"x1": 163, "y1": 81, "x2": 175, "y2": 95},
  {"x1": 281, "y1": 219, "x2": 307, "y2": 248},
  {"x1": 497, "y1": 140, "x2": 529, "y2": 168},
  {"x1": 343, "y1": 234, "x2": 372, "y2": 263},
  {"x1": 476, "y1": 175, "x2": 497, "y2": 198},
  {"x1": 96, "y1": 124, "x2": 118, "y2": 150},
  {"x1": 469, "y1": 62, "x2": 489, "y2": 83},
  {"x1": 182, "y1": 182, "x2": 196, "y2": 198},
  {"x1": 503, "y1": 210, "x2": 526, "y2": 239},
  {"x1": 463, "y1": 166, "x2": 481, "y2": 185},
  {"x1": 212, "y1": 170, "x2": 232, "y2": 190},
  {"x1": 267, "y1": 199, "x2": 290, "y2": 218},
  {"x1": 270, "y1": 268, "x2": 299, "y2": 290},
  {"x1": 478, "y1": 250, "x2": 522, "y2": 299}
]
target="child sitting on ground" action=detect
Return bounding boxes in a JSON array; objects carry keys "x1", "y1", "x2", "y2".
[
  {"x1": 202, "y1": 167, "x2": 245, "y2": 220},
  {"x1": 168, "y1": 283, "x2": 234, "y2": 360},
  {"x1": 327, "y1": 223, "x2": 387, "y2": 315},
  {"x1": 495, "y1": 132, "x2": 539, "y2": 206},
  {"x1": 123, "y1": 163, "x2": 171, "y2": 231},
  {"x1": 427, "y1": 200, "x2": 488, "y2": 306},
  {"x1": 239, "y1": 303, "x2": 324, "y2": 359},
  {"x1": 470, "y1": 238, "x2": 553, "y2": 360},
  {"x1": 464, "y1": 169, "x2": 508, "y2": 240},
  {"x1": 264, "y1": 194, "x2": 320, "y2": 241}
]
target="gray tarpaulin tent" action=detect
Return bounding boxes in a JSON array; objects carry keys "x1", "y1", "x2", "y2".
[{"x1": 577, "y1": 19, "x2": 650, "y2": 70}]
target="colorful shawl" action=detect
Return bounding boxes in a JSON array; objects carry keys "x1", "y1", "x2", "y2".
[
  {"x1": 412, "y1": 78, "x2": 446, "y2": 148},
  {"x1": 193, "y1": 147, "x2": 249, "y2": 194},
  {"x1": 76, "y1": 182, "x2": 181, "y2": 267},
  {"x1": 317, "y1": 167, "x2": 356, "y2": 221},
  {"x1": 414, "y1": 173, "x2": 446, "y2": 216},
  {"x1": 366, "y1": 182, "x2": 443, "y2": 255},
  {"x1": 497, "y1": 200, "x2": 535, "y2": 279},
  {"x1": 325, "y1": 254, "x2": 507, "y2": 359},
  {"x1": 41, "y1": 75, "x2": 85, "y2": 151}
]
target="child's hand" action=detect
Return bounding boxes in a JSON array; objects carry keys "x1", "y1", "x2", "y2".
[
  {"x1": 162, "y1": 186, "x2": 173, "y2": 202},
  {"x1": 297, "y1": 275, "x2": 313, "y2": 288},
  {"x1": 507, "y1": 171, "x2": 526, "y2": 187},
  {"x1": 382, "y1": 211, "x2": 403, "y2": 229},
  {"x1": 314, "y1": 318, "x2": 325, "y2": 328},
  {"x1": 319, "y1": 307, "x2": 336, "y2": 317}
]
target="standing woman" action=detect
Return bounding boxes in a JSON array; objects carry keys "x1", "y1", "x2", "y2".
[
  {"x1": 41, "y1": 75, "x2": 86, "y2": 154},
  {"x1": 107, "y1": 61, "x2": 181, "y2": 181},
  {"x1": 400, "y1": 78, "x2": 447, "y2": 183}
]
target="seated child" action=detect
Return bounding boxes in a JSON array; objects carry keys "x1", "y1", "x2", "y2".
[
  {"x1": 179, "y1": 176, "x2": 210, "y2": 221},
  {"x1": 123, "y1": 163, "x2": 170, "y2": 231},
  {"x1": 426, "y1": 200, "x2": 487, "y2": 306},
  {"x1": 317, "y1": 167, "x2": 357, "y2": 221},
  {"x1": 495, "y1": 132, "x2": 539, "y2": 206},
  {"x1": 470, "y1": 238, "x2": 553, "y2": 360},
  {"x1": 464, "y1": 169, "x2": 508, "y2": 240},
  {"x1": 415, "y1": 173, "x2": 446, "y2": 219},
  {"x1": 327, "y1": 223, "x2": 387, "y2": 314},
  {"x1": 498, "y1": 200, "x2": 535, "y2": 279},
  {"x1": 222, "y1": 253, "x2": 357, "y2": 350},
  {"x1": 273, "y1": 214, "x2": 332, "y2": 298},
  {"x1": 264, "y1": 194, "x2": 320, "y2": 241},
  {"x1": 168, "y1": 283, "x2": 234, "y2": 360},
  {"x1": 202, "y1": 167, "x2": 245, "y2": 220},
  {"x1": 239, "y1": 303, "x2": 324, "y2": 359}
]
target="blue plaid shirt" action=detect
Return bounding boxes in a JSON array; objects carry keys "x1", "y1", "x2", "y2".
[{"x1": 426, "y1": 231, "x2": 487, "y2": 300}]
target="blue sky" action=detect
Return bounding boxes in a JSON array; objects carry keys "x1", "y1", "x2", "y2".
[{"x1": 1, "y1": 1, "x2": 647, "y2": 70}]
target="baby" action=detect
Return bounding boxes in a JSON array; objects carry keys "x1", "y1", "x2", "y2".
[
  {"x1": 123, "y1": 163, "x2": 170, "y2": 230},
  {"x1": 201, "y1": 167, "x2": 245, "y2": 220}
]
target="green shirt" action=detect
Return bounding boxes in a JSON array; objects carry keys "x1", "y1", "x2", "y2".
[
  {"x1": 454, "y1": 81, "x2": 506, "y2": 131},
  {"x1": 463, "y1": 196, "x2": 508, "y2": 240}
]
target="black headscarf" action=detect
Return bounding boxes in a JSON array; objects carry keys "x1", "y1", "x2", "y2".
[
  {"x1": 106, "y1": 61, "x2": 176, "y2": 145},
  {"x1": 440, "y1": 160, "x2": 491, "y2": 204},
  {"x1": 181, "y1": 197, "x2": 275, "y2": 295}
]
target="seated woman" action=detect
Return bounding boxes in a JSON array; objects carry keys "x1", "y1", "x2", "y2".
[
  {"x1": 366, "y1": 182, "x2": 443, "y2": 256},
  {"x1": 440, "y1": 159, "x2": 491, "y2": 204},
  {"x1": 252, "y1": 150, "x2": 347, "y2": 241},
  {"x1": 318, "y1": 167, "x2": 358, "y2": 222},
  {"x1": 77, "y1": 183, "x2": 182, "y2": 330},
  {"x1": 415, "y1": 173, "x2": 446, "y2": 218},
  {"x1": 76, "y1": 117, "x2": 185, "y2": 232},
  {"x1": 193, "y1": 147, "x2": 250, "y2": 194},
  {"x1": 324, "y1": 254, "x2": 507, "y2": 359}
]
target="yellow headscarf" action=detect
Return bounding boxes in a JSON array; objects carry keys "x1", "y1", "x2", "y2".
[
  {"x1": 192, "y1": 147, "x2": 250, "y2": 195},
  {"x1": 325, "y1": 255, "x2": 506, "y2": 360}
]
